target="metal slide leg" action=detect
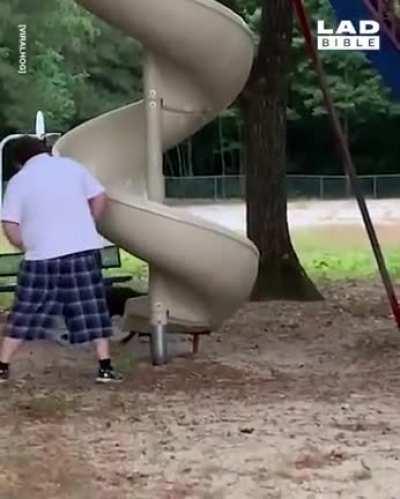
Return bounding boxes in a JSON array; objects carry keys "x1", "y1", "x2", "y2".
[
  {"x1": 150, "y1": 302, "x2": 168, "y2": 365},
  {"x1": 144, "y1": 52, "x2": 164, "y2": 202},
  {"x1": 144, "y1": 53, "x2": 170, "y2": 365}
]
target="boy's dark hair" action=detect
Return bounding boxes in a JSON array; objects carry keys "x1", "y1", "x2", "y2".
[{"x1": 11, "y1": 135, "x2": 51, "y2": 166}]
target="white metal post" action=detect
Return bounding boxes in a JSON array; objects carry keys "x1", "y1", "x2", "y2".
[
  {"x1": 1, "y1": 132, "x2": 60, "y2": 218},
  {"x1": 35, "y1": 111, "x2": 46, "y2": 137},
  {"x1": 0, "y1": 112, "x2": 48, "y2": 213}
]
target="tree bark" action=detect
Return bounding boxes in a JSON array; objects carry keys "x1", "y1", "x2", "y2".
[{"x1": 241, "y1": 0, "x2": 322, "y2": 301}]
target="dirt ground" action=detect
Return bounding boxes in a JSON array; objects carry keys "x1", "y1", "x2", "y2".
[{"x1": 1, "y1": 280, "x2": 400, "y2": 498}]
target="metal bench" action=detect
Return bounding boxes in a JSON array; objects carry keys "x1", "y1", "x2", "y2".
[{"x1": 0, "y1": 246, "x2": 131, "y2": 293}]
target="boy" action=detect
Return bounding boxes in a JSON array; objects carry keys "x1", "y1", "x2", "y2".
[{"x1": 0, "y1": 136, "x2": 121, "y2": 383}]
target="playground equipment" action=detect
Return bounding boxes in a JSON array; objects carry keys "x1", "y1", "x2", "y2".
[{"x1": 54, "y1": 0, "x2": 260, "y2": 364}]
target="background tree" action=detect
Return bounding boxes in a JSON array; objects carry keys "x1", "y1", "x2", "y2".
[
  {"x1": 1, "y1": 0, "x2": 399, "y2": 177},
  {"x1": 0, "y1": 0, "x2": 142, "y2": 133},
  {"x1": 221, "y1": 0, "x2": 322, "y2": 300},
  {"x1": 288, "y1": 0, "x2": 400, "y2": 176}
]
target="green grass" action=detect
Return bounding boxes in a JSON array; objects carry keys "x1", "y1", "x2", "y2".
[
  {"x1": 0, "y1": 224, "x2": 397, "y2": 310},
  {"x1": 0, "y1": 293, "x2": 14, "y2": 310},
  {"x1": 114, "y1": 229, "x2": 400, "y2": 282},
  {"x1": 298, "y1": 249, "x2": 400, "y2": 280},
  {"x1": 293, "y1": 226, "x2": 400, "y2": 280}
]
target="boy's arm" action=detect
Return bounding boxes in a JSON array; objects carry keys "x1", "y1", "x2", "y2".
[
  {"x1": 1, "y1": 179, "x2": 24, "y2": 250},
  {"x1": 2, "y1": 222, "x2": 24, "y2": 250},
  {"x1": 81, "y1": 166, "x2": 109, "y2": 222},
  {"x1": 88, "y1": 192, "x2": 109, "y2": 222}
]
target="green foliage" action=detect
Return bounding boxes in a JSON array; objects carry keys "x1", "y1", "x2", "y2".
[
  {"x1": 213, "y1": 0, "x2": 400, "y2": 176},
  {"x1": 288, "y1": 0, "x2": 400, "y2": 174},
  {"x1": 0, "y1": 0, "x2": 142, "y2": 135},
  {"x1": 290, "y1": 0, "x2": 397, "y2": 121},
  {"x1": 294, "y1": 229, "x2": 400, "y2": 280},
  {"x1": 0, "y1": 0, "x2": 399, "y2": 175}
]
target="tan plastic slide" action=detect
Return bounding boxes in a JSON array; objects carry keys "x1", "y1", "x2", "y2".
[{"x1": 54, "y1": 0, "x2": 260, "y2": 338}]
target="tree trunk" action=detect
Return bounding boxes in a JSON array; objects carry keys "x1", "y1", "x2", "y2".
[{"x1": 242, "y1": 0, "x2": 322, "y2": 301}]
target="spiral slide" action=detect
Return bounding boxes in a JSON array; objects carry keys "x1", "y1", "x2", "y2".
[{"x1": 54, "y1": 0, "x2": 259, "y2": 342}]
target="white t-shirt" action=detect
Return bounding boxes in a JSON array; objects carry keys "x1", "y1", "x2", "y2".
[{"x1": 1, "y1": 153, "x2": 105, "y2": 261}]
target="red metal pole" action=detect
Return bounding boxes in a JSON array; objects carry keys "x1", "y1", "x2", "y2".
[{"x1": 290, "y1": 0, "x2": 400, "y2": 328}]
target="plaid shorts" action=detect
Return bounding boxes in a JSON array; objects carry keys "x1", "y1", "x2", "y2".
[{"x1": 5, "y1": 250, "x2": 113, "y2": 344}]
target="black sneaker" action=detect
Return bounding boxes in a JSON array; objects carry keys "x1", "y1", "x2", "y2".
[
  {"x1": 96, "y1": 367, "x2": 123, "y2": 384},
  {"x1": 0, "y1": 366, "x2": 9, "y2": 384}
]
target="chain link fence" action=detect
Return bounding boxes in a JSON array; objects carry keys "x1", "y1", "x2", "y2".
[
  {"x1": 165, "y1": 175, "x2": 400, "y2": 200},
  {"x1": 4, "y1": 175, "x2": 397, "y2": 201}
]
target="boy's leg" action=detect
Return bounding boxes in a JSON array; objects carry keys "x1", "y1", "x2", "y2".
[
  {"x1": 2, "y1": 258, "x2": 60, "y2": 383},
  {"x1": 0, "y1": 337, "x2": 23, "y2": 363},
  {"x1": 62, "y1": 251, "x2": 122, "y2": 383},
  {"x1": 94, "y1": 338, "x2": 122, "y2": 383},
  {"x1": 0, "y1": 338, "x2": 23, "y2": 382},
  {"x1": 94, "y1": 337, "x2": 110, "y2": 360}
]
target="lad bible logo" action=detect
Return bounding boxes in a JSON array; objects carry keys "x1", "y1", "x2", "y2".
[{"x1": 317, "y1": 20, "x2": 381, "y2": 51}]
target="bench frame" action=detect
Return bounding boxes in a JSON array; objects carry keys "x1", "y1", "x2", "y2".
[
  {"x1": 120, "y1": 329, "x2": 211, "y2": 355},
  {"x1": 0, "y1": 246, "x2": 131, "y2": 293}
]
